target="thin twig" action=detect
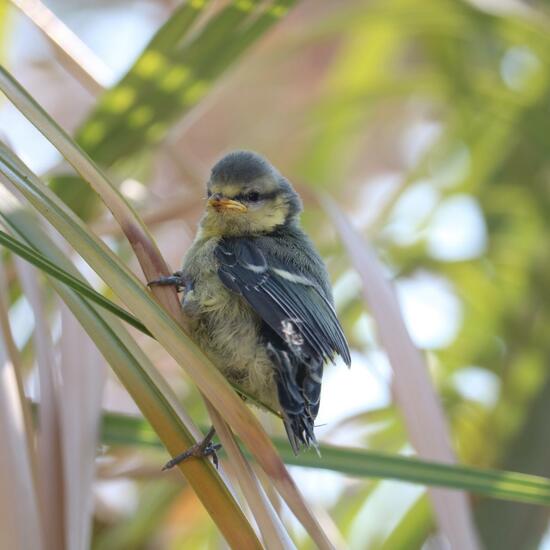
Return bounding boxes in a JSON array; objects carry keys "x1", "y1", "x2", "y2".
[{"x1": 92, "y1": 192, "x2": 202, "y2": 236}]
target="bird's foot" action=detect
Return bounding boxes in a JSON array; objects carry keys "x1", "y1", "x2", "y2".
[
  {"x1": 162, "y1": 427, "x2": 221, "y2": 471},
  {"x1": 148, "y1": 271, "x2": 186, "y2": 293}
]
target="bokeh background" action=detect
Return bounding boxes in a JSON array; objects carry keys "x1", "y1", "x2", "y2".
[{"x1": 2, "y1": 0, "x2": 550, "y2": 548}]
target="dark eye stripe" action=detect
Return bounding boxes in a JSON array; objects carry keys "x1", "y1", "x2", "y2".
[{"x1": 233, "y1": 190, "x2": 278, "y2": 202}]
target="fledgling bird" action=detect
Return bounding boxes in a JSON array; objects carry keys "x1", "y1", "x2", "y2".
[{"x1": 152, "y1": 151, "x2": 350, "y2": 459}]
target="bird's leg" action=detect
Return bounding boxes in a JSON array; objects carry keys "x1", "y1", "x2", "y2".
[
  {"x1": 162, "y1": 426, "x2": 221, "y2": 471},
  {"x1": 148, "y1": 270, "x2": 186, "y2": 293}
]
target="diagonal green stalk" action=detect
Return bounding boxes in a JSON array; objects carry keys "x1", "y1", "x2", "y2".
[
  {"x1": 0, "y1": 221, "x2": 280, "y2": 415},
  {"x1": 102, "y1": 412, "x2": 550, "y2": 508},
  {"x1": 0, "y1": 71, "x2": 334, "y2": 549},
  {"x1": 0, "y1": 66, "x2": 183, "y2": 323},
  {"x1": 0, "y1": 227, "x2": 150, "y2": 335},
  {"x1": 0, "y1": 199, "x2": 262, "y2": 549},
  {"x1": 206, "y1": 402, "x2": 294, "y2": 550}
]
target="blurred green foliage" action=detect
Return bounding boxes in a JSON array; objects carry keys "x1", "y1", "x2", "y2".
[
  {"x1": 50, "y1": 0, "x2": 296, "y2": 219},
  {"x1": 291, "y1": 0, "x2": 550, "y2": 546},
  {"x1": 5, "y1": 0, "x2": 550, "y2": 547}
]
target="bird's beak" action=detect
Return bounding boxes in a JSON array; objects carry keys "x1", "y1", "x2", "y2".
[{"x1": 208, "y1": 197, "x2": 248, "y2": 213}]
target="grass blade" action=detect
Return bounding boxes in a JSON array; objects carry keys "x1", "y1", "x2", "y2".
[
  {"x1": 0, "y1": 217, "x2": 276, "y2": 413},
  {"x1": 0, "y1": 141, "x2": 332, "y2": 550},
  {"x1": 59, "y1": 305, "x2": 106, "y2": 550},
  {"x1": 15, "y1": 258, "x2": 65, "y2": 550},
  {"x1": 0, "y1": 66, "x2": 184, "y2": 322},
  {"x1": 0, "y1": 71, "x2": 334, "y2": 547},
  {"x1": 0, "y1": 339, "x2": 44, "y2": 549},
  {"x1": 323, "y1": 198, "x2": 480, "y2": 549},
  {"x1": 101, "y1": 411, "x2": 550, "y2": 507},
  {"x1": 0, "y1": 227, "x2": 151, "y2": 336},
  {"x1": 0, "y1": 264, "x2": 43, "y2": 550},
  {"x1": 0, "y1": 257, "x2": 39, "y2": 490},
  {"x1": 207, "y1": 402, "x2": 296, "y2": 550},
  {"x1": 379, "y1": 495, "x2": 433, "y2": 550},
  {"x1": 11, "y1": 0, "x2": 112, "y2": 95},
  {"x1": 0, "y1": 196, "x2": 262, "y2": 549}
]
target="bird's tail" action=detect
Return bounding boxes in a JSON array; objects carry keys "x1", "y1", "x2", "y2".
[
  {"x1": 282, "y1": 414, "x2": 320, "y2": 456},
  {"x1": 266, "y1": 343, "x2": 322, "y2": 455}
]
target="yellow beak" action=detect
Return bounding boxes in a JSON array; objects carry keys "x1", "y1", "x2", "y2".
[{"x1": 208, "y1": 197, "x2": 248, "y2": 213}]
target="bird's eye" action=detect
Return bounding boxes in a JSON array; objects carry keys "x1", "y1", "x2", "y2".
[
  {"x1": 246, "y1": 191, "x2": 260, "y2": 202},
  {"x1": 207, "y1": 190, "x2": 212, "y2": 198}
]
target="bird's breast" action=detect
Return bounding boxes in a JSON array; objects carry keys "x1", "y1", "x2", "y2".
[{"x1": 181, "y1": 237, "x2": 262, "y2": 362}]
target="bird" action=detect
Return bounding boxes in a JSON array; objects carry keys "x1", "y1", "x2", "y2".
[{"x1": 149, "y1": 150, "x2": 351, "y2": 467}]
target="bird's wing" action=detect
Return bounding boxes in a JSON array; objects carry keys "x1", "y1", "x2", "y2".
[
  {"x1": 214, "y1": 238, "x2": 351, "y2": 366},
  {"x1": 215, "y1": 237, "x2": 350, "y2": 453}
]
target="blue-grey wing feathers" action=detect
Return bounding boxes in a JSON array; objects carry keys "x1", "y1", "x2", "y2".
[{"x1": 214, "y1": 237, "x2": 350, "y2": 453}]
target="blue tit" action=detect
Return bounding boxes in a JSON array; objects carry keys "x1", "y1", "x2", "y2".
[{"x1": 152, "y1": 151, "x2": 350, "y2": 457}]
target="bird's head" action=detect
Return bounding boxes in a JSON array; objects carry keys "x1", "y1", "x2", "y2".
[{"x1": 198, "y1": 151, "x2": 303, "y2": 238}]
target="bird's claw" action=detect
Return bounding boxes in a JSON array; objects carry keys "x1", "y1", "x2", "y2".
[
  {"x1": 162, "y1": 443, "x2": 222, "y2": 471},
  {"x1": 162, "y1": 427, "x2": 221, "y2": 470},
  {"x1": 148, "y1": 271, "x2": 186, "y2": 293}
]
